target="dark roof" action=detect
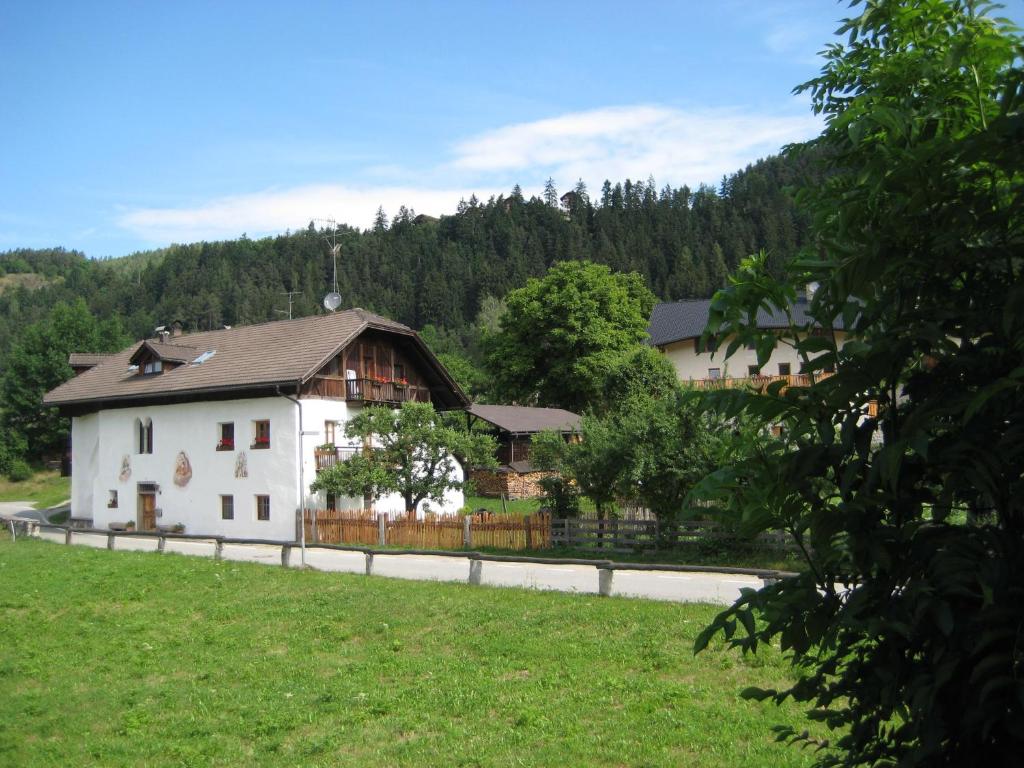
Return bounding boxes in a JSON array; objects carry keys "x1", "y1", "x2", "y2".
[
  {"x1": 468, "y1": 404, "x2": 581, "y2": 435},
  {"x1": 68, "y1": 353, "x2": 114, "y2": 369},
  {"x1": 648, "y1": 298, "x2": 840, "y2": 347},
  {"x1": 45, "y1": 308, "x2": 467, "y2": 409}
]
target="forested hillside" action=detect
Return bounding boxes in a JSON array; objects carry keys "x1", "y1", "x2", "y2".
[{"x1": 0, "y1": 151, "x2": 818, "y2": 367}]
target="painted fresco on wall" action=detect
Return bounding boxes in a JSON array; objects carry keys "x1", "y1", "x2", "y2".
[
  {"x1": 118, "y1": 455, "x2": 131, "y2": 482},
  {"x1": 173, "y1": 451, "x2": 193, "y2": 487},
  {"x1": 234, "y1": 451, "x2": 248, "y2": 479}
]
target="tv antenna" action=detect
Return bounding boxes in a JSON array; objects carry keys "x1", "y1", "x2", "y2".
[
  {"x1": 314, "y1": 218, "x2": 343, "y2": 312},
  {"x1": 275, "y1": 290, "x2": 301, "y2": 320}
]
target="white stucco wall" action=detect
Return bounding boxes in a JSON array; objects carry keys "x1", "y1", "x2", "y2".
[
  {"x1": 70, "y1": 413, "x2": 99, "y2": 520},
  {"x1": 74, "y1": 396, "x2": 299, "y2": 541},
  {"x1": 661, "y1": 331, "x2": 847, "y2": 383},
  {"x1": 72, "y1": 395, "x2": 466, "y2": 539}
]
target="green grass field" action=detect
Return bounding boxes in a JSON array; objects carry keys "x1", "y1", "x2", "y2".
[
  {"x1": 0, "y1": 469, "x2": 70, "y2": 509},
  {"x1": 0, "y1": 536, "x2": 825, "y2": 767}
]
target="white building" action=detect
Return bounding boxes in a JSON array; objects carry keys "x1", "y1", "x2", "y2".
[
  {"x1": 45, "y1": 309, "x2": 469, "y2": 541},
  {"x1": 647, "y1": 297, "x2": 847, "y2": 388}
]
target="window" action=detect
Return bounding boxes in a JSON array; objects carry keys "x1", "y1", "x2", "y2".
[
  {"x1": 137, "y1": 418, "x2": 153, "y2": 454},
  {"x1": 107, "y1": 490, "x2": 118, "y2": 508},
  {"x1": 324, "y1": 421, "x2": 336, "y2": 445},
  {"x1": 143, "y1": 360, "x2": 163, "y2": 375},
  {"x1": 708, "y1": 368, "x2": 722, "y2": 380},
  {"x1": 221, "y1": 495, "x2": 234, "y2": 520},
  {"x1": 748, "y1": 364, "x2": 762, "y2": 377},
  {"x1": 326, "y1": 493, "x2": 337, "y2": 512},
  {"x1": 778, "y1": 362, "x2": 792, "y2": 376},
  {"x1": 694, "y1": 336, "x2": 719, "y2": 354},
  {"x1": 256, "y1": 495, "x2": 270, "y2": 521},
  {"x1": 252, "y1": 420, "x2": 270, "y2": 449},
  {"x1": 217, "y1": 422, "x2": 234, "y2": 451}
]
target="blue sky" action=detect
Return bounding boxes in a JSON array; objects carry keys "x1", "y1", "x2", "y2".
[{"x1": 2, "y1": 1, "x2": 1018, "y2": 257}]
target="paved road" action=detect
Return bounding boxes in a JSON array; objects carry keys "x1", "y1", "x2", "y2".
[
  {"x1": 0, "y1": 501, "x2": 43, "y2": 522},
  {"x1": 365, "y1": 554, "x2": 761, "y2": 604},
  {"x1": 18, "y1": 527, "x2": 768, "y2": 606}
]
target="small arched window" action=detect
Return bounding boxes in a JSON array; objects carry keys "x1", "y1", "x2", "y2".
[{"x1": 137, "y1": 418, "x2": 153, "y2": 454}]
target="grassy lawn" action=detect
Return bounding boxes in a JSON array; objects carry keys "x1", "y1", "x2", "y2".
[
  {"x1": 465, "y1": 494, "x2": 548, "y2": 515},
  {"x1": 0, "y1": 536, "x2": 825, "y2": 767},
  {"x1": 0, "y1": 469, "x2": 70, "y2": 509}
]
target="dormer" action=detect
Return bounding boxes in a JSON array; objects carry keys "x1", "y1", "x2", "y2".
[{"x1": 129, "y1": 341, "x2": 197, "y2": 376}]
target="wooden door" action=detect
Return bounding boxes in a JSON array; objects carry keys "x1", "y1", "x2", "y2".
[{"x1": 139, "y1": 492, "x2": 156, "y2": 531}]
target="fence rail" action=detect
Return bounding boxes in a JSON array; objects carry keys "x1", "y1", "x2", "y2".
[
  {"x1": 551, "y1": 518, "x2": 796, "y2": 552},
  {"x1": 302, "y1": 510, "x2": 788, "y2": 552},
  {"x1": 304, "y1": 509, "x2": 552, "y2": 550}
]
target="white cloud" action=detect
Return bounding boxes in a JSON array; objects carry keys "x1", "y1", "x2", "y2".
[
  {"x1": 450, "y1": 104, "x2": 821, "y2": 188},
  {"x1": 117, "y1": 184, "x2": 492, "y2": 244},
  {"x1": 117, "y1": 103, "x2": 821, "y2": 245}
]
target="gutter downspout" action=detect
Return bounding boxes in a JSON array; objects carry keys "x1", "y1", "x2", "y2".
[{"x1": 277, "y1": 384, "x2": 306, "y2": 568}]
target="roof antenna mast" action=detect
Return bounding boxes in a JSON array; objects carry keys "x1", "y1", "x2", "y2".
[{"x1": 314, "y1": 218, "x2": 343, "y2": 312}]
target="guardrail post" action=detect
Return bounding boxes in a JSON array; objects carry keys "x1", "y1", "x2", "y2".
[
  {"x1": 280, "y1": 544, "x2": 291, "y2": 568},
  {"x1": 377, "y1": 514, "x2": 386, "y2": 546},
  {"x1": 468, "y1": 558, "x2": 482, "y2": 586},
  {"x1": 107, "y1": 533, "x2": 115, "y2": 550},
  {"x1": 158, "y1": 535, "x2": 166, "y2": 553},
  {"x1": 65, "y1": 528, "x2": 72, "y2": 545},
  {"x1": 7, "y1": 520, "x2": 15, "y2": 542},
  {"x1": 598, "y1": 566, "x2": 614, "y2": 597},
  {"x1": 463, "y1": 515, "x2": 472, "y2": 548},
  {"x1": 365, "y1": 552, "x2": 374, "y2": 576},
  {"x1": 214, "y1": 539, "x2": 224, "y2": 561}
]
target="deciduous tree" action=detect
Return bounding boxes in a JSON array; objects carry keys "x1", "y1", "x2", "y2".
[
  {"x1": 310, "y1": 402, "x2": 495, "y2": 516},
  {"x1": 486, "y1": 261, "x2": 655, "y2": 412},
  {"x1": 693, "y1": 2, "x2": 1024, "y2": 764}
]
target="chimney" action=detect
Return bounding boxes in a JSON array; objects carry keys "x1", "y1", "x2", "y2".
[
  {"x1": 154, "y1": 325, "x2": 168, "y2": 342},
  {"x1": 171, "y1": 321, "x2": 183, "y2": 338}
]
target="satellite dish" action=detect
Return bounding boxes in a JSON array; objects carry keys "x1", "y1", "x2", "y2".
[{"x1": 323, "y1": 292, "x2": 342, "y2": 312}]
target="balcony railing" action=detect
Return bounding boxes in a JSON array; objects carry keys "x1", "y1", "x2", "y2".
[
  {"x1": 686, "y1": 372, "x2": 834, "y2": 391},
  {"x1": 307, "y1": 375, "x2": 431, "y2": 404},
  {"x1": 314, "y1": 446, "x2": 362, "y2": 473},
  {"x1": 686, "y1": 371, "x2": 878, "y2": 415}
]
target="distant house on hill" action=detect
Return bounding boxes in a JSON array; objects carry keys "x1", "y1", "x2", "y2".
[
  {"x1": 647, "y1": 295, "x2": 847, "y2": 390},
  {"x1": 44, "y1": 309, "x2": 469, "y2": 540},
  {"x1": 465, "y1": 404, "x2": 581, "y2": 500}
]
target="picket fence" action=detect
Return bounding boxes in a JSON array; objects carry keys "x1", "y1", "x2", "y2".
[{"x1": 303, "y1": 510, "x2": 792, "y2": 553}]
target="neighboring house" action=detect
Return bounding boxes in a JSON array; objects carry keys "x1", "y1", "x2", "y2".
[
  {"x1": 647, "y1": 296, "x2": 847, "y2": 389},
  {"x1": 43, "y1": 309, "x2": 469, "y2": 541},
  {"x1": 465, "y1": 404, "x2": 581, "y2": 499}
]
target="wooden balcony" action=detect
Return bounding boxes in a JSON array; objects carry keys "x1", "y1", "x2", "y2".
[
  {"x1": 314, "y1": 446, "x2": 362, "y2": 473},
  {"x1": 687, "y1": 371, "x2": 878, "y2": 416},
  {"x1": 686, "y1": 372, "x2": 833, "y2": 391},
  {"x1": 307, "y1": 376, "x2": 431, "y2": 404}
]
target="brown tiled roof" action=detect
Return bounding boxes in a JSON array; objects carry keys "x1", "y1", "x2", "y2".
[
  {"x1": 468, "y1": 404, "x2": 581, "y2": 435},
  {"x1": 68, "y1": 353, "x2": 114, "y2": 368},
  {"x1": 45, "y1": 308, "x2": 442, "y2": 408},
  {"x1": 131, "y1": 341, "x2": 198, "y2": 364}
]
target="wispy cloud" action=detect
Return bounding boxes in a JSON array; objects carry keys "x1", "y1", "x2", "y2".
[
  {"x1": 116, "y1": 103, "x2": 821, "y2": 245},
  {"x1": 450, "y1": 104, "x2": 820, "y2": 187},
  {"x1": 118, "y1": 184, "x2": 491, "y2": 245}
]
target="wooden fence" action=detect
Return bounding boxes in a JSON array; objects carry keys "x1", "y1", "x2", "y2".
[
  {"x1": 303, "y1": 510, "x2": 788, "y2": 553},
  {"x1": 303, "y1": 510, "x2": 551, "y2": 551},
  {"x1": 551, "y1": 518, "x2": 796, "y2": 552}
]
